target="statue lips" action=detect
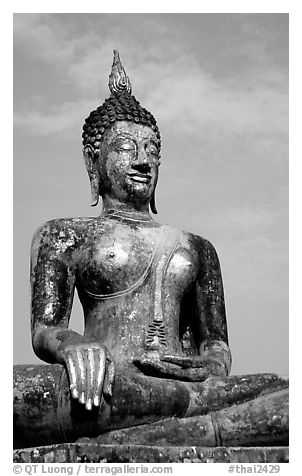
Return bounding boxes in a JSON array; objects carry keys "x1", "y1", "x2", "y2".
[{"x1": 127, "y1": 172, "x2": 152, "y2": 184}]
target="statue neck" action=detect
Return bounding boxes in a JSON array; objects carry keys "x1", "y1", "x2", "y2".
[{"x1": 101, "y1": 196, "x2": 153, "y2": 222}]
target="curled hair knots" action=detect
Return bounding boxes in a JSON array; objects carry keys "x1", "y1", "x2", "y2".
[{"x1": 82, "y1": 92, "x2": 161, "y2": 155}]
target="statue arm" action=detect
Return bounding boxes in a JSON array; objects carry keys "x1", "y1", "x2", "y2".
[
  {"x1": 30, "y1": 221, "x2": 115, "y2": 409},
  {"x1": 193, "y1": 237, "x2": 232, "y2": 376},
  {"x1": 134, "y1": 236, "x2": 231, "y2": 381},
  {"x1": 31, "y1": 221, "x2": 82, "y2": 364},
  {"x1": 155, "y1": 238, "x2": 231, "y2": 380}
]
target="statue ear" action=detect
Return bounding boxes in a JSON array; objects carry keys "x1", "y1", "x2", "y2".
[
  {"x1": 83, "y1": 145, "x2": 100, "y2": 207},
  {"x1": 150, "y1": 191, "x2": 158, "y2": 214}
]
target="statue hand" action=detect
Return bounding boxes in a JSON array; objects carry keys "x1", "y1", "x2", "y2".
[
  {"x1": 134, "y1": 354, "x2": 225, "y2": 381},
  {"x1": 61, "y1": 342, "x2": 115, "y2": 410},
  {"x1": 161, "y1": 355, "x2": 211, "y2": 368},
  {"x1": 161, "y1": 354, "x2": 226, "y2": 377},
  {"x1": 133, "y1": 356, "x2": 210, "y2": 381}
]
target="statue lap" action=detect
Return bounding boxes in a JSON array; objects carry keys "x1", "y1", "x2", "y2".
[{"x1": 14, "y1": 362, "x2": 288, "y2": 448}]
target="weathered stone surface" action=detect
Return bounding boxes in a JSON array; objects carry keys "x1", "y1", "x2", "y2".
[
  {"x1": 14, "y1": 50, "x2": 289, "y2": 454},
  {"x1": 79, "y1": 388, "x2": 288, "y2": 448},
  {"x1": 13, "y1": 443, "x2": 289, "y2": 463},
  {"x1": 14, "y1": 363, "x2": 288, "y2": 449}
]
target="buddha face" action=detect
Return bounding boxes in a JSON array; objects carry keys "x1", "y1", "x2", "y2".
[{"x1": 98, "y1": 121, "x2": 160, "y2": 206}]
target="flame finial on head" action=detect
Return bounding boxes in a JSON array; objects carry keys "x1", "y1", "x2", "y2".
[
  {"x1": 108, "y1": 50, "x2": 132, "y2": 95},
  {"x1": 83, "y1": 49, "x2": 160, "y2": 211}
]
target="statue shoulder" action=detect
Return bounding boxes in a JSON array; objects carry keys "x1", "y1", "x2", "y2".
[
  {"x1": 181, "y1": 229, "x2": 218, "y2": 253},
  {"x1": 181, "y1": 230, "x2": 221, "y2": 266},
  {"x1": 31, "y1": 217, "x2": 95, "y2": 258}
]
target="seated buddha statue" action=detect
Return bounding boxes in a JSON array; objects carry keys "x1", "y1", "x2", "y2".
[{"x1": 13, "y1": 51, "x2": 288, "y2": 450}]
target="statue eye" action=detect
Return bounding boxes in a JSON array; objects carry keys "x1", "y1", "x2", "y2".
[
  {"x1": 120, "y1": 142, "x2": 135, "y2": 151},
  {"x1": 113, "y1": 138, "x2": 136, "y2": 152},
  {"x1": 145, "y1": 144, "x2": 159, "y2": 156}
]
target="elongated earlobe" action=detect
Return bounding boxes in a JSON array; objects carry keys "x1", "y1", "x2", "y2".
[
  {"x1": 89, "y1": 177, "x2": 100, "y2": 207},
  {"x1": 83, "y1": 146, "x2": 100, "y2": 207},
  {"x1": 150, "y1": 191, "x2": 158, "y2": 214}
]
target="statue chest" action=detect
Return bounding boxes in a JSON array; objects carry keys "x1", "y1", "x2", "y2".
[{"x1": 75, "y1": 225, "x2": 198, "y2": 298}]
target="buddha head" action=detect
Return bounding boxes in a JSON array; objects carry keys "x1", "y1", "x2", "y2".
[{"x1": 82, "y1": 50, "x2": 161, "y2": 213}]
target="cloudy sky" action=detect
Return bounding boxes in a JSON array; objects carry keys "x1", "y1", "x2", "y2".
[{"x1": 14, "y1": 13, "x2": 288, "y2": 375}]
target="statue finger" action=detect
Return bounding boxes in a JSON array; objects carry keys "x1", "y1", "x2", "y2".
[
  {"x1": 156, "y1": 361, "x2": 187, "y2": 378},
  {"x1": 65, "y1": 352, "x2": 79, "y2": 399},
  {"x1": 93, "y1": 347, "x2": 106, "y2": 407},
  {"x1": 135, "y1": 358, "x2": 182, "y2": 377},
  {"x1": 161, "y1": 355, "x2": 205, "y2": 368},
  {"x1": 84, "y1": 348, "x2": 95, "y2": 410},
  {"x1": 133, "y1": 357, "x2": 159, "y2": 371},
  {"x1": 76, "y1": 349, "x2": 86, "y2": 405},
  {"x1": 181, "y1": 367, "x2": 209, "y2": 381},
  {"x1": 159, "y1": 364, "x2": 207, "y2": 381},
  {"x1": 160, "y1": 355, "x2": 193, "y2": 367},
  {"x1": 156, "y1": 365, "x2": 207, "y2": 381},
  {"x1": 190, "y1": 361, "x2": 207, "y2": 369},
  {"x1": 135, "y1": 358, "x2": 207, "y2": 381},
  {"x1": 103, "y1": 359, "x2": 115, "y2": 398}
]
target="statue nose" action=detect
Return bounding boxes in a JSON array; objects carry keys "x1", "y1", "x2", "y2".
[
  {"x1": 136, "y1": 148, "x2": 149, "y2": 165},
  {"x1": 132, "y1": 148, "x2": 151, "y2": 173},
  {"x1": 132, "y1": 162, "x2": 151, "y2": 174}
]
